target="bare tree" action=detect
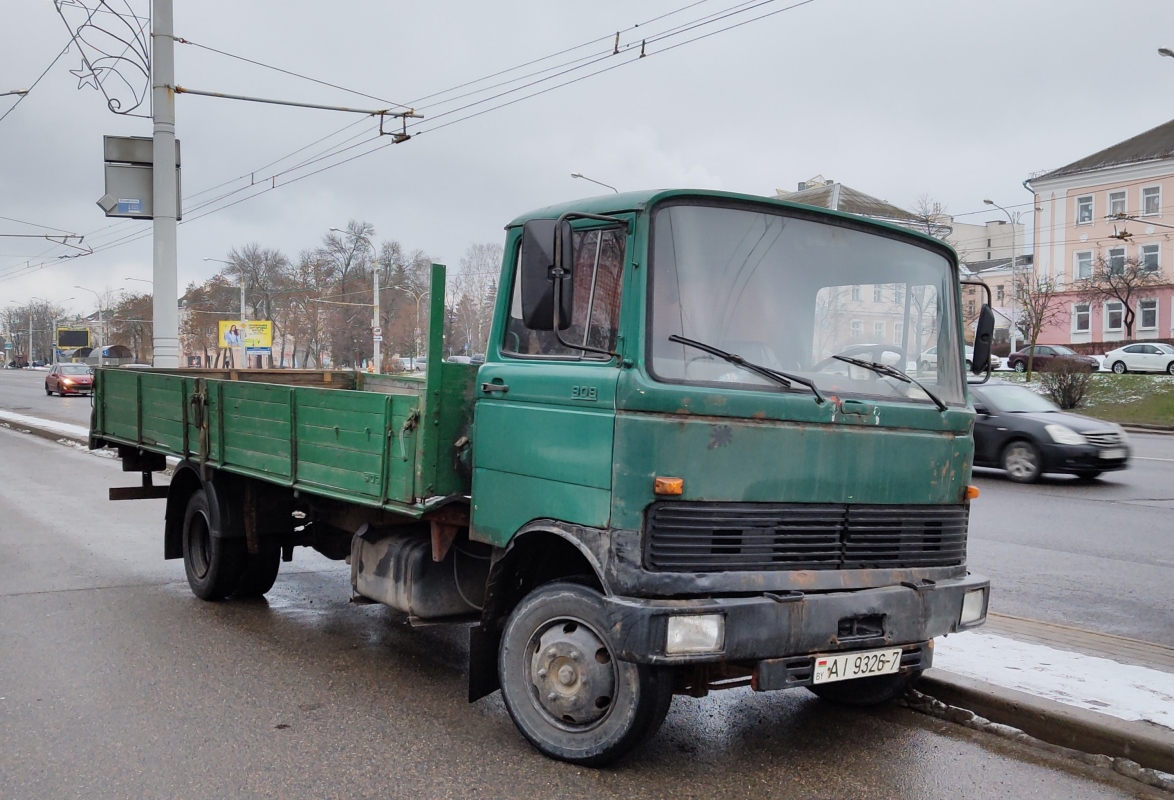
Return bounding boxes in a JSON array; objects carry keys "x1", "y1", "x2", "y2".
[
  {"x1": 1013, "y1": 277, "x2": 1065, "y2": 378},
  {"x1": 910, "y1": 194, "x2": 954, "y2": 241},
  {"x1": 109, "y1": 292, "x2": 154, "y2": 363},
  {"x1": 452, "y1": 242, "x2": 503, "y2": 355},
  {"x1": 1073, "y1": 254, "x2": 1162, "y2": 339}
]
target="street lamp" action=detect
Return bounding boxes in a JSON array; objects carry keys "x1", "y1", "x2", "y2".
[
  {"x1": 330, "y1": 227, "x2": 381, "y2": 372},
  {"x1": 75, "y1": 285, "x2": 121, "y2": 367},
  {"x1": 203, "y1": 257, "x2": 248, "y2": 368},
  {"x1": 983, "y1": 199, "x2": 1028, "y2": 354},
  {"x1": 571, "y1": 172, "x2": 619, "y2": 194},
  {"x1": 0, "y1": 89, "x2": 28, "y2": 98},
  {"x1": 1159, "y1": 47, "x2": 1174, "y2": 59},
  {"x1": 392, "y1": 284, "x2": 430, "y2": 367}
]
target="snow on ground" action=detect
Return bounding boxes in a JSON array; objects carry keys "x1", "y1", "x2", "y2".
[
  {"x1": 935, "y1": 631, "x2": 1174, "y2": 731},
  {"x1": 0, "y1": 409, "x2": 89, "y2": 440}
]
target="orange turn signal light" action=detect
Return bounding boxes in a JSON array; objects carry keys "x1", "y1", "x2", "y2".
[
  {"x1": 654, "y1": 476, "x2": 684, "y2": 496},
  {"x1": 965, "y1": 485, "x2": 980, "y2": 500}
]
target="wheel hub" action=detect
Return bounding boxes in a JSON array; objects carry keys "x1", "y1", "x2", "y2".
[
  {"x1": 529, "y1": 620, "x2": 616, "y2": 726},
  {"x1": 1006, "y1": 445, "x2": 1036, "y2": 477}
]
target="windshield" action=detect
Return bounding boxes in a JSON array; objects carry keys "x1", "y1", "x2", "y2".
[
  {"x1": 648, "y1": 201, "x2": 965, "y2": 406},
  {"x1": 1157, "y1": 344, "x2": 1174, "y2": 355},
  {"x1": 1052, "y1": 345, "x2": 1077, "y2": 355},
  {"x1": 977, "y1": 384, "x2": 1058, "y2": 413},
  {"x1": 60, "y1": 364, "x2": 91, "y2": 375}
]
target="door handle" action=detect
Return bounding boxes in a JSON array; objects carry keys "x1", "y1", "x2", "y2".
[{"x1": 481, "y1": 382, "x2": 508, "y2": 394}]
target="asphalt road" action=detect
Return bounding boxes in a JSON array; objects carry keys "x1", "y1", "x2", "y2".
[
  {"x1": 0, "y1": 366, "x2": 93, "y2": 428},
  {"x1": 2, "y1": 428, "x2": 1165, "y2": 799},
  {"x1": 969, "y1": 433, "x2": 1174, "y2": 647}
]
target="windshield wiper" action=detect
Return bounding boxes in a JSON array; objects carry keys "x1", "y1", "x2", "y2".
[
  {"x1": 669, "y1": 334, "x2": 825, "y2": 404},
  {"x1": 832, "y1": 355, "x2": 948, "y2": 412}
]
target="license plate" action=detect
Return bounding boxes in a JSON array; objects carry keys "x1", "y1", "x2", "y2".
[
  {"x1": 812, "y1": 647, "x2": 902, "y2": 685},
  {"x1": 1100, "y1": 448, "x2": 1126, "y2": 460}
]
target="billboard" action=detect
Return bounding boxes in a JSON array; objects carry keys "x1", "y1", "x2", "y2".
[
  {"x1": 57, "y1": 328, "x2": 91, "y2": 348},
  {"x1": 218, "y1": 320, "x2": 272, "y2": 349}
]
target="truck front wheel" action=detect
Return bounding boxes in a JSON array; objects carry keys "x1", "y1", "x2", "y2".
[
  {"x1": 182, "y1": 489, "x2": 246, "y2": 601},
  {"x1": 808, "y1": 670, "x2": 921, "y2": 706},
  {"x1": 498, "y1": 582, "x2": 673, "y2": 766}
]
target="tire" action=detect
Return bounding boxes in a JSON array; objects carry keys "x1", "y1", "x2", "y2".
[
  {"x1": 1002, "y1": 440, "x2": 1042, "y2": 483},
  {"x1": 1075, "y1": 470, "x2": 1102, "y2": 481},
  {"x1": 233, "y1": 538, "x2": 281, "y2": 598},
  {"x1": 964, "y1": 360, "x2": 973, "y2": 372},
  {"x1": 1111, "y1": 361, "x2": 1127, "y2": 374},
  {"x1": 919, "y1": 361, "x2": 930, "y2": 371},
  {"x1": 809, "y1": 669, "x2": 922, "y2": 707},
  {"x1": 1012, "y1": 360, "x2": 1026, "y2": 373},
  {"x1": 498, "y1": 582, "x2": 674, "y2": 766},
  {"x1": 182, "y1": 489, "x2": 246, "y2": 601},
  {"x1": 45, "y1": 385, "x2": 52, "y2": 395},
  {"x1": 1167, "y1": 361, "x2": 1174, "y2": 376}
]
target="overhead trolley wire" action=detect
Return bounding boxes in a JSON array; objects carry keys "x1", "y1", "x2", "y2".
[{"x1": 0, "y1": 0, "x2": 820, "y2": 283}]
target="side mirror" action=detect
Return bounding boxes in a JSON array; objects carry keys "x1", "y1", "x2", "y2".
[
  {"x1": 519, "y1": 218, "x2": 574, "y2": 331},
  {"x1": 971, "y1": 304, "x2": 995, "y2": 374},
  {"x1": 973, "y1": 403, "x2": 990, "y2": 416}
]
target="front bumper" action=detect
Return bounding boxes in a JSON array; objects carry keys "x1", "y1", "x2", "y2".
[
  {"x1": 602, "y1": 572, "x2": 989, "y2": 671},
  {"x1": 1040, "y1": 442, "x2": 1130, "y2": 474}
]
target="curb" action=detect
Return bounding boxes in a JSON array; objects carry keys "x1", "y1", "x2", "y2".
[
  {"x1": 0, "y1": 418, "x2": 89, "y2": 447},
  {"x1": 916, "y1": 669, "x2": 1174, "y2": 776},
  {"x1": 1122, "y1": 424, "x2": 1174, "y2": 435}
]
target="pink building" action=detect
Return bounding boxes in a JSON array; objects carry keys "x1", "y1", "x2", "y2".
[{"x1": 1027, "y1": 119, "x2": 1174, "y2": 348}]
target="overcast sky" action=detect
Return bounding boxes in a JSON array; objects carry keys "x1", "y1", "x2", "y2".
[{"x1": 2, "y1": 0, "x2": 1173, "y2": 316}]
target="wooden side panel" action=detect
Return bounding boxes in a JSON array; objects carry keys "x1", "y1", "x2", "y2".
[
  {"x1": 101, "y1": 369, "x2": 141, "y2": 442},
  {"x1": 294, "y1": 387, "x2": 390, "y2": 500},
  {"x1": 221, "y1": 382, "x2": 293, "y2": 479},
  {"x1": 139, "y1": 373, "x2": 185, "y2": 453}
]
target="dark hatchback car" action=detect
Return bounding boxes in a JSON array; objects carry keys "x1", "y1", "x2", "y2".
[
  {"x1": 1006, "y1": 344, "x2": 1099, "y2": 373},
  {"x1": 45, "y1": 363, "x2": 94, "y2": 396},
  {"x1": 970, "y1": 381, "x2": 1130, "y2": 483}
]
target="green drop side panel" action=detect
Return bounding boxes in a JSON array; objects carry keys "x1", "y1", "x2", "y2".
[
  {"x1": 220, "y1": 381, "x2": 293, "y2": 480},
  {"x1": 294, "y1": 387, "x2": 392, "y2": 501},
  {"x1": 139, "y1": 373, "x2": 185, "y2": 453},
  {"x1": 101, "y1": 368, "x2": 140, "y2": 442},
  {"x1": 429, "y1": 362, "x2": 477, "y2": 498}
]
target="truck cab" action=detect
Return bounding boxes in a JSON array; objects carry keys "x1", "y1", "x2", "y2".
[{"x1": 469, "y1": 189, "x2": 988, "y2": 763}]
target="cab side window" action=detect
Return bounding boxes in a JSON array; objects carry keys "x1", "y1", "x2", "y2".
[{"x1": 502, "y1": 226, "x2": 625, "y2": 359}]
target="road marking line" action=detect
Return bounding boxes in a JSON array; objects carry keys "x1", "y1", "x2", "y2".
[{"x1": 1132, "y1": 456, "x2": 1174, "y2": 462}]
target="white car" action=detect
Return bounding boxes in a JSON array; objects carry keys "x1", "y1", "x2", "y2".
[
  {"x1": 920, "y1": 345, "x2": 1000, "y2": 372},
  {"x1": 1103, "y1": 342, "x2": 1174, "y2": 374}
]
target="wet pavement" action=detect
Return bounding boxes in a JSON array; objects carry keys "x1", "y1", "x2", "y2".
[
  {"x1": 968, "y1": 432, "x2": 1174, "y2": 646},
  {"x1": 1, "y1": 426, "x2": 1167, "y2": 799}
]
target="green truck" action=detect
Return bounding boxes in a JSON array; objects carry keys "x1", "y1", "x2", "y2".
[{"x1": 92, "y1": 189, "x2": 993, "y2": 765}]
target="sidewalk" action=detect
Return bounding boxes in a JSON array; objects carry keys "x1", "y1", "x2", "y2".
[
  {"x1": 2, "y1": 407, "x2": 1172, "y2": 779},
  {"x1": 923, "y1": 613, "x2": 1174, "y2": 777}
]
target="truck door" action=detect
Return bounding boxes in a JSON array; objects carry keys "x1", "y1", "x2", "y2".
[{"x1": 471, "y1": 223, "x2": 630, "y2": 546}]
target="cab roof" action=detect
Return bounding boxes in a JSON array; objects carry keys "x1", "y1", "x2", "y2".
[{"x1": 506, "y1": 188, "x2": 956, "y2": 256}]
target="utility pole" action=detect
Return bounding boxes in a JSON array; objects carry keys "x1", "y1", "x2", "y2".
[
  {"x1": 372, "y1": 267, "x2": 381, "y2": 373},
  {"x1": 151, "y1": 0, "x2": 179, "y2": 367},
  {"x1": 240, "y1": 275, "x2": 248, "y2": 369}
]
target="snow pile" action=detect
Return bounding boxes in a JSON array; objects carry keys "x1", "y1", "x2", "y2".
[
  {"x1": 0, "y1": 409, "x2": 89, "y2": 440},
  {"x1": 935, "y1": 631, "x2": 1174, "y2": 731}
]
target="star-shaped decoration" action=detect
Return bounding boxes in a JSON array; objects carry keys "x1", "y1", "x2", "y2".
[{"x1": 70, "y1": 61, "x2": 100, "y2": 91}]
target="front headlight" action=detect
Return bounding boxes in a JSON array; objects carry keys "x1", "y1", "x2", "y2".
[
  {"x1": 960, "y1": 588, "x2": 987, "y2": 626},
  {"x1": 665, "y1": 614, "x2": 725, "y2": 655},
  {"x1": 1045, "y1": 424, "x2": 1086, "y2": 445}
]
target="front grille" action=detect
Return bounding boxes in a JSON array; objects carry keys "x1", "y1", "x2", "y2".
[
  {"x1": 1084, "y1": 431, "x2": 1121, "y2": 446},
  {"x1": 644, "y1": 502, "x2": 968, "y2": 573}
]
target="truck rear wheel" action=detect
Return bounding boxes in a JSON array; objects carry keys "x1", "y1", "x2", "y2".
[
  {"x1": 498, "y1": 582, "x2": 673, "y2": 766},
  {"x1": 233, "y1": 538, "x2": 281, "y2": 598},
  {"x1": 808, "y1": 670, "x2": 921, "y2": 706},
  {"x1": 182, "y1": 489, "x2": 246, "y2": 601}
]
